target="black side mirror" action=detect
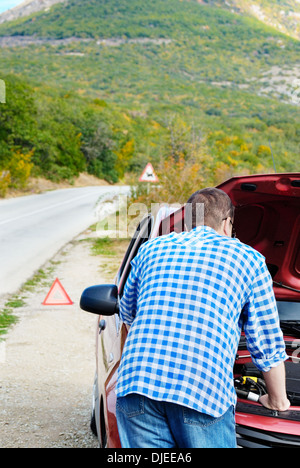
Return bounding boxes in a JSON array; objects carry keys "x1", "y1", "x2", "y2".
[{"x1": 80, "y1": 284, "x2": 119, "y2": 316}]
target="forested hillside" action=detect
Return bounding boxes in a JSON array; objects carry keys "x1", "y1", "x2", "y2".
[
  {"x1": 0, "y1": 74, "x2": 137, "y2": 189},
  {"x1": 0, "y1": 0, "x2": 299, "y2": 195}
]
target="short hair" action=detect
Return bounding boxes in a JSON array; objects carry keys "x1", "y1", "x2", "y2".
[{"x1": 185, "y1": 188, "x2": 235, "y2": 231}]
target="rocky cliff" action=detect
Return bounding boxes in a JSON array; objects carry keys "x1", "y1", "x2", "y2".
[{"x1": 0, "y1": 0, "x2": 66, "y2": 24}]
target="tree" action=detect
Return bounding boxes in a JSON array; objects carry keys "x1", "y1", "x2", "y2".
[
  {"x1": 114, "y1": 139, "x2": 135, "y2": 179},
  {"x1": 0, "y1": 75, "x2": 36, "y2": 168},
  {"x1": 81, "y1": 121, "x2": 118, "y2": 183}
]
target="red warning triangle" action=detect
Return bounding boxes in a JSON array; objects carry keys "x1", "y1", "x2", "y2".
[{"x1": 42, "y1": 278, "x2": 73, "y2": 306}]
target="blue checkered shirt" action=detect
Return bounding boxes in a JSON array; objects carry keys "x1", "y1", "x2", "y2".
[{"x1": 116, "y1": 226, "x2": 288, "y2": 417}]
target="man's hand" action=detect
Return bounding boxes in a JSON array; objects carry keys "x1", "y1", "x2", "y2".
[{"x1": 259, "y1": 394, "x2": 290, "y2": 412}]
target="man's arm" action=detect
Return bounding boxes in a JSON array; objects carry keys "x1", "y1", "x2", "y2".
[
  {"x1": 260, "y1": 362, "x2": 290, "y2": 412},
  {"x1": 243, "y1": 260, "x2": 289, "y2": 411}
]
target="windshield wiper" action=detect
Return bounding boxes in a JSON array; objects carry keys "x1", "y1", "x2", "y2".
[
  {"x1": 273, "y1": 281, "x2": 300, "y2": 294},
  {"x1": 280, "y1": 321, "x2": 300, "y2": 337}
]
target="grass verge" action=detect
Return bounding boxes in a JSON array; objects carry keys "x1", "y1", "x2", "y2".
[
  {"x1": 0, "y1": 263, "x2": 59, "y2": 339},
  {"x1": 0, "y1": 298, "x2": 21, "y2": 339}
]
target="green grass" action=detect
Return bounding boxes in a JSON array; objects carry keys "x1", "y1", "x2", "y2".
[
  {"x1": 0, "y1": 310, "x2": 17, "y2": 337},
  {"x1": 0, "y1": 266, "x2": 57, "y2": 337},
  {"x1": 90, "y1": 237, "x2": 117, "y2": 256},
  {"x1": 0, "y1": 296, "x2": 22, "y2": 337},
  {"x1": 22, "y1": 269, "x2": 49, "y2": 291},
  {"x1": 5, "y1": 298, "x2": 26, "y2": 309},
  {"x1": 21, "y1": 265, "x2": 57, "y2": 292}
]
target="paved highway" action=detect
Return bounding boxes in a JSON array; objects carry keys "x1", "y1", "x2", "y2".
[{"x1": 0, "y1": 186, "x2": 129, "y2": 297}]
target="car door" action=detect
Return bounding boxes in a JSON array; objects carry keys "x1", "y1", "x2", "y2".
[
  {"x1": 102, "y1": 206, "x2": 185, "y2": 447},
  {"x1": 103, "y1": 214, "x2": 153, "y2": 448}
]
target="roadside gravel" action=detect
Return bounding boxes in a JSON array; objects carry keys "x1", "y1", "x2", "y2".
[{"x1": 0, "y1": 229, "x2": 117, "y2": 448}]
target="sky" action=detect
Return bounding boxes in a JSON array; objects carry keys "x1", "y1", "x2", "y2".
[{"x1": 0, "y1": 0, "x2": 24, "y2": 14}]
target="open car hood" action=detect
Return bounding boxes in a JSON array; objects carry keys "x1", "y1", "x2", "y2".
[{"x1": 218, "y1": 173, "x2": 300, "y2": 302}]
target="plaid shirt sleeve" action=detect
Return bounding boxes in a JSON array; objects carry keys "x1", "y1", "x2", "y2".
[{"x1": 242, "y1": 261, "x2": 288, "y2": 372}]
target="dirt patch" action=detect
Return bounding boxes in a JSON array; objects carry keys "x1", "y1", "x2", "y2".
[
  {"x1": 0, "y1": 228, "x2": 125, "y2": 448},
  {"x1": 257, "y1": 65, "x2": 300, "y2": 105}
]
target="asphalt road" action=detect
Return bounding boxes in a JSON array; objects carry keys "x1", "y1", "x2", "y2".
[{"x1": 0, "y1": 185, "x2": 129, "y2": 297}]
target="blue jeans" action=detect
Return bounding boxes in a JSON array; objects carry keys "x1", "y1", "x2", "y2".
[{"x1": 116, "y1": 394, "x2": 237, "y2": 448}]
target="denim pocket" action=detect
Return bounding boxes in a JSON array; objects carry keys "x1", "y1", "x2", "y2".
[
  {"x1": 116, "y1": 394, "x2": 145, "y2": 418},
  {"x1": 183, "y1": 407, "x2": 224, "y2": 428}
]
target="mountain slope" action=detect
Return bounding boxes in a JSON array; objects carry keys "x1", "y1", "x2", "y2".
[
  {"x1": 1, "y1": 0, "x2": 298, "y2": 105},
  {"x1": 0, "y1": 0, "x2": 66, "y2": 25},
  {"x1": 187, "y1": 1, "x2": 300, "y2": 40},
  {"x1": 229, "y1": 0, "x2": 300, "y2": 41},
  {"x1": 1, "y1": 0, "x2": 300, "y2": 40},
  {"x1": 0, "y1": 0, "x2": 299, "y2": 183},
  {"x1": 0, "y1": 0, "x2": 295, "y2": 40}
]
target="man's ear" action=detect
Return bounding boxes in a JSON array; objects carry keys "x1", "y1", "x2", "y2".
[{"x1": 223, "y1": 217, "x2": 232, "y2": 237}]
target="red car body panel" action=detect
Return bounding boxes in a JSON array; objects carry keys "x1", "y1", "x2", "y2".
[
  {"x1": 235, "y1": 407, "x2": 300, "y2": 436},
  {"x1": 106, "y1": 366, "x2": 121, "y2": 448},
  {"x1": 95, "y1": 173, "x2": 300, "y2": 448}
]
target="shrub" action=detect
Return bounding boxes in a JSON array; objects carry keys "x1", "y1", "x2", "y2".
[
  {"x1": 0, "y1": 170, "x2": 11, "y2": 197},
  {"x1": 8, "y1": 150, "x2": 34, "y2": 189}
]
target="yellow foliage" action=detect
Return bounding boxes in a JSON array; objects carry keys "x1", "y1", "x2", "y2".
[
  {"x1": 8, "y1": 150, "x2": 34, "y2": 189},
  {"x1": 0, "y1": 170, "x2": 11, "y2": 197},
  {"x1": 122, "y1": 112, "x2": 132, "y2": 122},
  {"x1": 257, "y1": 145, "x2": 271, "y2": 157},
  {"x1": 152, "y1": 120, "x2": 161, "y2": 130},
  {"x1": 114, "y1": 139, "x2": 135, "y2": 179},
  {"x1": 227, "y1": 154, "x2": 239, "y2": 167},
  {"x1": 256, "y1": 163, "x2": 265, "y2": 173},
  {"x1": 240, "y1": 143, "x2": 250, "y2": 152}
]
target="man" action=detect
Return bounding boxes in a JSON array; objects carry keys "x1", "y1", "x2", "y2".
[{"x1": 116, "y1": 188, "x2": 290, "y2": 448}]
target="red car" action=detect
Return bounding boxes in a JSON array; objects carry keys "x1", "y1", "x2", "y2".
[{"x1": 81, "y1": 173, "x2": 300, "y2": 448}]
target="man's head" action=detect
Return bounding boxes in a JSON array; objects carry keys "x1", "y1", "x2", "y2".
[{"x1": 185, "y1": 188, "x2": 235, "y2": 237}]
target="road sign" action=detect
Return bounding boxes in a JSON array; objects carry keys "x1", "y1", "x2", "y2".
[
  {"x1": 42, "y1": 278, "x2": 73, "y2": 306},
  {"x1": 139, "y1": 163, "x2": 159, "y2": 183}
]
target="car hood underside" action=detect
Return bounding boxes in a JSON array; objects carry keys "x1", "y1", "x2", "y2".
[{"x1": 218, "y1": 173, "x2": 300, "y2": 302}]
